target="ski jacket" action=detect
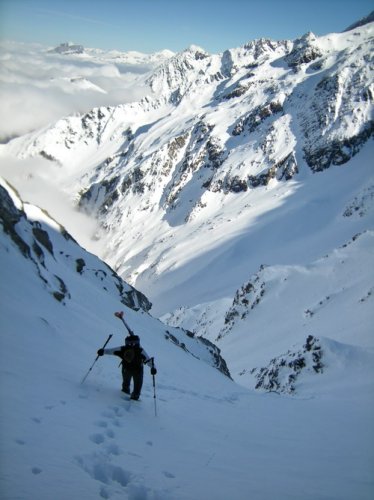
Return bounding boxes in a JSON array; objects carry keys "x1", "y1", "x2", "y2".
[{"x1": 103, "y1": 345, "x2": 153, "y2": 370}]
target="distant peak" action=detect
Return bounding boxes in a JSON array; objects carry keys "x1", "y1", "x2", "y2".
[
  {"x1": 343, "y1": 10, "x2": 374, "y2": 31},
  {"x1": 185, "y1": 44, "x2": 207, "y2": 53},
  {"x1": 299, "y1": 31, "x2": 317, "y2": 42},
  {"x1": 155, "y1": 49, "x2": 175, "y2": 58},
  {"x1": 49, "y1": 42, "x2": 84, "y2": 55}
]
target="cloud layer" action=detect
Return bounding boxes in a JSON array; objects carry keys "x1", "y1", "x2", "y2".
[
  {"x1": 0, "y1": 40, "x2": 156, "y2": 140},
  {"x1": 0, "y1": 154, "x2": 107, "y2": 255}
]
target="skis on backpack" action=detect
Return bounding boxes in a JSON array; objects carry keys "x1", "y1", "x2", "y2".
[{"x1": 114, "y1": 311, "x2": 135, "y2": 336}]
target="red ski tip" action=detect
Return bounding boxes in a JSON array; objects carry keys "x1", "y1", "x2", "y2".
[{"x1": 114, "y1": 311, "x2": 124, "y2": 318}]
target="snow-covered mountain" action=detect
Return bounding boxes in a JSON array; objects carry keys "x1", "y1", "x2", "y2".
[
  {"x1": 1, "y1": 19, "x2": 373, "y2": 392},
  {"x1": 1, "y1": 15, "x2": 374, "y2": 498}
]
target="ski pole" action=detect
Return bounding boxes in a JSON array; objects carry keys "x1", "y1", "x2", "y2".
[
  {"x1": 151, "y1": 358, "x2": 157, "y2": 417},
  {"x1": 81, "y1": 334, "x2": 113, "y2": 385},
  {"x1": 114, "y1": 311, "x2": 134, "y2": 336}
]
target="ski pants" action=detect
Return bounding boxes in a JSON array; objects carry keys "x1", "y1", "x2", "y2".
[{"x1": 122, "y1": 365, "x2": 144, "y2": 398}]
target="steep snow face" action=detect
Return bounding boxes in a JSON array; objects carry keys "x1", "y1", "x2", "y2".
[
  {"x1": 1, "y1": 179, "x2": 374, "y2": 500},
  {"x1": 0, "y1": 177, "x2": 230, "y2": 375}
]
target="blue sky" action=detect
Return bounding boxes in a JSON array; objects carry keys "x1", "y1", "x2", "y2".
[{"x1": 0, "y1": 0, "x2": 373, "y2": 53}]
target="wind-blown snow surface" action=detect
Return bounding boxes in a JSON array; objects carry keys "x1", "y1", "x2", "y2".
[{"x1": 1, "y1": 181, "x2": 373, "y2": 500}]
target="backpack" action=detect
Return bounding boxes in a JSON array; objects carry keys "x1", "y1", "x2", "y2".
[
  {"x1": 121, "y1": 344, "x2": 143, "y2": 367},
  {"x1": 122, "y1": 347, "x2": 135, "y2": 363}
]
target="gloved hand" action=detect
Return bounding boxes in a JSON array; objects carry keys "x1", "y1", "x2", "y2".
[
  {"x1": 150, "y1": 367, "x2": 157, "y2": 375},
  {"x1": 97, "y1": 348, "x2": 104, "y2": 356}
]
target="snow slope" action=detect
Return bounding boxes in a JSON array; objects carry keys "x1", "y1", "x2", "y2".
[{"x1": 1, "y1": 180, "x2": 373, "y2": 500}]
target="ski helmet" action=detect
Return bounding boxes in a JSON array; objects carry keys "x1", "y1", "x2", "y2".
[{"x1": 125, "y1": 335, "x2": 140, "y2": 347}]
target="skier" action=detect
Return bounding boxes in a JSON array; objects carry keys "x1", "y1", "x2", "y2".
[{"x1": 97, "y1": 335, "x2": 156, "y2": 400}]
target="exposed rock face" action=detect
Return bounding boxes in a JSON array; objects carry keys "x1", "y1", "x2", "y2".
[
  {"x1": 218, "y1": 268, "x2": 266, "y2": 341},
  {"x1": 0, "y1": 181, "x2": 151, "y2": 311},
  {"x1": 232, "y1": 101, "x2": 283, "y2": 136},
  {"x1": 0, "y1": 184, "x2": 30, "y2": 257},
  {"x1": 285, "y1": 32, "x2": 323, "y2": 68},
  {"x1": 164, "y1": 329, "x2": 232, "y2": 378},
  {"x1": 251, "y1": 335, "x2": 324, "y2": 394},
  {"x1": 304, "y1": 121, "x2": 374, "y2": 172}
]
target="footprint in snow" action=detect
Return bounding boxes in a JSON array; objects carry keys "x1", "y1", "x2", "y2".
[
  {"x1": 76, "y1": 452, "x2": 174, "y2": 499},
  {"x1": 43, "y1": 400, "x2": 67, "y2": 412},
  {"x1": 106, "y1": 443, "x2": 121, "y2": 456},
  {"x1": 94, "y1": 420, "x2": 108, "y2": 428},
  {"x1": 109, "y1": 405, "x2": 125, "y2": 417},
  {"x1": 75, "y1": 454, "x2": 131, "y2": 488},
  {"x1": 89, "y1": 433, "x2": 106, "y2": 445},
  {"x1": 106, "y1": 429, "x2": 115, "y2": 439},
  {"x1": 101, "y1": 409, "x2": 123, "y2": 428},
  {"x1": 99, "y1": 486, "x2": 110, "y2": 499}
]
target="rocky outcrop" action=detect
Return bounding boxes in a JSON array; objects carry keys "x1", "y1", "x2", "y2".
[
  {"x1": 0, "y1": 184, "x2": 30, "y2": 258},
  {"x1": 232, "y1": 101, "x2": 283, "y2": 136},
  {"x1": 0, "y1": 180, "x2": 151, "y2": 311},
  {"x1": 217, "y1": 268, "x2": 266, "y2": 341},
  {"x1": 343, "y1": 185, "x2": 374, "y2": 218},
  {"x1": 164, "y1": 329, "x2": 232, "y2": 378},
  {"x1": 304, "y1": 121, "x2": 374, "y2": 172},
  {"x1": 286, "y1": 32, "x2": 323, "y2": 69},
  {"x1": 251, "y1": 335, "x2": 324, "y2": 394}
]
